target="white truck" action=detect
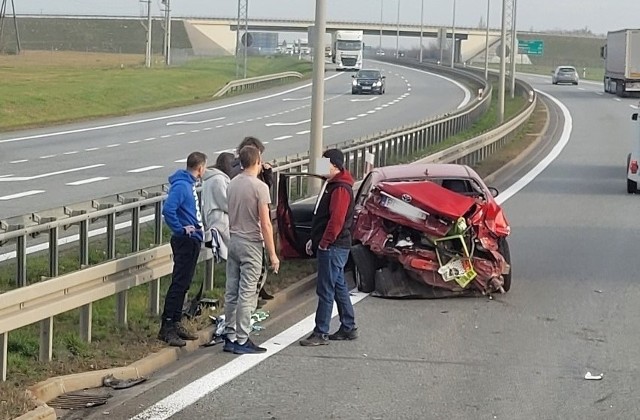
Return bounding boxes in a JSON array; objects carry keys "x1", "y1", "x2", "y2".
[
  {"x1": 331, "y1": 30, "x2": 363, "y2": 71},
  {"x1": 601, "y1": 29, "x2": 640, "y2": 97}
]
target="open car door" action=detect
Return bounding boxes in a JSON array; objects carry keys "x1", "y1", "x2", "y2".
[{"x1": 276, "y1": 172, "x2": 326, "y2": 259}]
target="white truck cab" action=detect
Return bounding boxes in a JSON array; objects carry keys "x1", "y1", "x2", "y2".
[{"x1": 626, "y1": 109, "x2": 640, "y2": 193}]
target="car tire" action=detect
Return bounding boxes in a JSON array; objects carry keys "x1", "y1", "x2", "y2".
[
  {"x1": 351, "y1": 89, "x2": 357, "y2": 95},
  {"x1": 350, "y1": 244, "x2": 377, "y2": 293},
  {"x1": 498, "y1": 238, "x2": 512, "y2": 292},
  {"x1": 616, "y1": 82, "x2": 625, "y2": 98}
]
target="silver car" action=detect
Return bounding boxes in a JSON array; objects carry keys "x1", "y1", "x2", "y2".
[{"x1": 552, "y1": 66, "x2": 579, "y2": 85}]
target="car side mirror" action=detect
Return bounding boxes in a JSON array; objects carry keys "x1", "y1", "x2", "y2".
[
  {"x1": 633, "y1": 113, "x2": 639, "y2": 121},
  {"x1": 489, "y1": 187, "x2": 499, "y2": 198},
  {"x1": 382, "y1": 76, "x2": 386, "y2": 79}
]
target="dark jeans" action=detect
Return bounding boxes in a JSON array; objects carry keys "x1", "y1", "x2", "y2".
[
  {"x1": 161, "y1": 235, "x2": 201, "y2": 324},
  {"x1": 314, "y1": 246, "x2": 356, "y2": 335}
]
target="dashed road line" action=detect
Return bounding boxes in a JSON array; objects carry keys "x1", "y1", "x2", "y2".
[
  {"x1": 296, "y1": 130, "x2": 311, "y2": 135},
  {"x1": 0, "y1": 164, "x2": 106, "y2": 182},
  {"x1": 106, "y1": 144, "x2": 120, "y2": 148},
  {"x1": 332, "y1": 121, "x2": 345, "y2": 125},
  {"x1": 128, "y1": 140, "x2": 141, "y2": 144},
  {"x1": 85, "y1": 148, "x2": 99, "y2": 151},
  {"x1": 273, "y1": 135, "x2": 292, "y2": 141},
  {"x1": 367, "y1": 110, "x2": 376, "y2": 114},
  {"x1": 346, "y1": 117, "x2": 358, "y2": 121},
  {"x1": 203, "y1": 127, "x2": 213, "y2": 131},
  {"x1": 0, "y1": 190, "x2": 45, "y2": 200},
  {"x1": 216, "y1": 125, "x2": 224, "y2": 128},
  {"x1": 128, "y1": 165, "x2": 164, "y2": 173},
  {"x1": 357, "y1": 113, "x2": 367, "y2": 117},
  {"x1": 161, "y1": 135, "x2": 172, "y2": 138},
  {"x1": 174, "y1": 158, "x2": 187, "y2": 163},
  {"x1": 166, "y1": 117, "x2": 226, "y2": 126},
  {"x1": 66, "y1": 177, "x2": 110, "y2": 186},
  {"x1": 64, "y1": 151, "x2": 79, "y2": 155},
  {"x1": 144, "y1": 137, "x2": 156, "y2": 142},
  {"x1": 265, "y1": 119, "x2": 310, "y2": 127},
  {"x1": 190, "y1": 130, "x2": 200, "y2": 133},
  {"x1": 176, "y1": 132, "x2": 186, "y2": 136},
  {"x1": 39, "y1": 155, "x2": 56, "y2": 159}
]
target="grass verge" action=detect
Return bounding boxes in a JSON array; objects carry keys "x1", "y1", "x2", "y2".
[{"x1": 0, "y1": 51, "x2": 312, "y2": 132}]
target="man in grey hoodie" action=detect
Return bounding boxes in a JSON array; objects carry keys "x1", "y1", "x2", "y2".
[{"x1": 202, "y1": 152, "x2": 234, "y2": 259}]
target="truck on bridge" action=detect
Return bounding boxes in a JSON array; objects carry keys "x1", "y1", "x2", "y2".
[
  {"x1": 602, "y1": 29, "x2": 640, "y2": 97},
  {"x1": 332, "y1": 30, "x2": 363, "y2": 71}
]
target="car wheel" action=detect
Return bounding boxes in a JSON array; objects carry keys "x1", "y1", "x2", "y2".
[
  {"x1": 351, "y1": 89, "x2": 357, "y2": 95},
  {"x1": 616, "y1": 82, "x2": 625, "y2": 97},
  {"x1": 350, "y1": 244, "x2": 377, "y2": 293},
  {"x1": 498, "y1": 238, "x2": 511, "y2": 292}
]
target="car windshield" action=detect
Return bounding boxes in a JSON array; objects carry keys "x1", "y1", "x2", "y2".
[
  {"x1": 357, "y1": 70, "x2": 381, "y2": 79},
  {"x1": 336, "y1": 41, "x2": 362, "y2": 51}
]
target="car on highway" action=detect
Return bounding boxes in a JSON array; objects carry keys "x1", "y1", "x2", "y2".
[
  {"x1": 276, "y1": 163, "x2": 512, "y2": 298},
  {"x1": 375, "y1": 49, "x2": 385, "y2": 56},
  {"x1": 551, "y1": 65, "x2": 579, "y2": 85},
  {"x1": 351, "y1": 69, "x2": 386, "y2": 95}
]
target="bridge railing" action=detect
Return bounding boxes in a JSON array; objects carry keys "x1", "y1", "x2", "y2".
[{"x1": 0, "y1": 62, "x2": 538, "y2": 381}]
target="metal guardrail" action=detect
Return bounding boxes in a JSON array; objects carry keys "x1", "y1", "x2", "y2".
[
  {"x1": 0, "y1": 63, "x2": 537, "y2": 381},
  {"x1": 213, "y1": 71, "x2": 304, "y2": 98}
]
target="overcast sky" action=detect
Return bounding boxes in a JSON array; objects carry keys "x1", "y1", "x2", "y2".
[{"x1": 16, "y1": 0, "x2": 640, "y2": 35}]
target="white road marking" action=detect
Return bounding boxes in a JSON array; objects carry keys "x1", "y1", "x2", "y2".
[
  {"x1": 496, "y1": 89, "x2": 572, "y2": 204},
  {"x1": 296, "y1": 130, "x2": 311, "y2": 135},
  {"x1": 85, "y1": 148, "x2": 99, "y2": 151},
  {"x1": 408, "y1": 88, "x2": 412, "y2": 92},
  {"x1": 246, "y1": 118, "x2": 254, "y2": 122},
  {"x1": 190, "y1": 130, "x2": 200, "y2": 133},
  {"x1": 0, "y1": 174, "x2": 14, "y2": 178},
  {"x1": 226, "y1": 123, "x2": 235, "y2": 126},
  {"x1": 63, "y1": 151, "x2": 79, "y2": 155},
  {"x1": 615, "y1": 98, "x2": 622, "y2": 102},
  {"x1": 39, "y1": 155, "x2": 56, "y2": 159},
  {"x1": 106, "y1": 144, "x2": 120, "y2": 148},
  {"x1": 176, "y1": 132, "x2": 186, "y2": 136},
  {"x1": 407, "y1": 83, "x2": 411, "y2": 87},
  {"x1": 357, "y1": 113, "x2": 367, "y2": 117},
  {"x1": 367, "y1": 110, "x2": 376, "y2": 114},
  {"x1": 350, "y1": 97, "x2": 377, "y2": 102},
  {"x1": 128, "y1": 140, "x2": 140, "y2": 144},
  {"x1": 578, "y1": 87, "x2": 586, "y2": 91},
  {"x1": 0, "y1": 164, "x2": 105, "y2": 182},
  {"x1": 0, "y1": 73, "x2": 343, "y2": 145},
  {"x1": 323, "y1": 125, "x2": 331, "y2": 129},
  {"x1": 174, "y1": 158, "x2": 188, "y2": 163},
  {"x1": 346, "y1": 117, "x2": 358, "y2": 121},
  {"x1": 144, "y1": 137, "x2": 156, "y2": 142},
  {"x1": 283, "y1": 95, "x2": 311, "y2": 101},
  {"x1": 265, "y1": 119, "x2": 310, "y2": 127},
  {"x1": 332, "y1": 121, "x2": 345, "y2": 125},
  {"x1": 161, "y1": 135, "x2": 172, "y2": 138},
  {"x1": 127, "y1": 165, "x2": 164, "y2": 173},
  {"x1": 631, "y1": 105, "x2": 639, "y2": 110},
  {"x1": 382, "y1": 104, "x2": 389, "y2": 108},
  {"x1": 203, "y1": 127, "x2": 213, "y2": 131},
  {"x1": 595, "y1": 92, "x2": 604, "y2": 96},
  {"x1": 130, "y1": 291, "x2": 370, "y2": 420},
  {"x1": 375, "y1": 107, "x2": 383, "y2": 110},
  {"x1": 66, "y1": 177, "x2": 110, "y2": 186},
  {"x1": 273, "y1": 135, "x2": 292, "y2": 141},
  {"x1": 214, "y1": 149, "x2": 235, "y2": 154},
  {"x1": 0, "y1": 190, "x2": 45, "y2": 200},
  {"x1": 216, "y1": 125, "x2": 224, "y2": 128},
  {"x1": 166, "y1": 117, "x2": 226, "y2": 126}
]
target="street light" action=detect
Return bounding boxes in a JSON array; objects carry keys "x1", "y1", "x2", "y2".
[
  {"x1": 379, "y1": 0, "x2": 383, "y2": 51},
  {"x1": 395, "y1": 0, "x2": 400, "y2": 57},
  {"x1": 419, "y1": 0, "x2": 424, "y2": 63},
  {"x1": 484, "y1": 0, "x2": 490, "y2": 80},
  {"x1": 509, "y1": 0, "x2": 518, "y2": 98},
  {"x1": 309, "y1": 0, "x2": 327, "y2": 192},
  {"x1": 450, "y1": 0, "x2": 456, "y2": 68},
  {"x1": 498, "y1": 0, "x2": 507, "y2": 124}
]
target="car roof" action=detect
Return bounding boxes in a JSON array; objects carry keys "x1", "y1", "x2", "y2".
[{"x1": 372, "y1": 163, "x2": 477, "y2": 180}]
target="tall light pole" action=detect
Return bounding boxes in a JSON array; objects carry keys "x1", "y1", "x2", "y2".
[
  {"x1": 144, "y1": 0, "x2": 152, "y2": 68},
  {"x1": 395, "y1": 0, "x2": 400, "y2": 57},
  {"x1": 309, "y1": 0, "x2": 327, "y2": 192},
  {"x1": 498, "y1": 0, "x2": 508, "y2": 124},
  {"x1": 484, "y1": 0, "x2": 490, "y2": 80},
  {"x1": 162, "y1": 0, "x2": 171, "y2": 66},
  {"x1": 419, "y1": 0, "x2": 424, "y2": 63},
  {"x1": 379, "y1": 0, "x2": 383, "y2": 50},
  {"x1": 509, "y1": 0, "x2": 518, "y2": 98},
  {"x1": 450, "y1": 0, "x2": 456, "y2": 68}
]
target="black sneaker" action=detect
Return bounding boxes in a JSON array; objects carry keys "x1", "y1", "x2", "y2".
[
  {"x1": 174, "y1": 322, "x2": 199, "y2": 341},
  {"x1": 259, "y1": 288, "x2": 274, "y2": 300},
  {"x1": 329, "y1": 327, "x2": 358, "y2": 341},
  {"x1": 223, "y1": 337, "x2": 237, "y2": 353},
  {"x1": 299, "y1": 332, "x2": 329, "y2": 347},
  {"x1": 158, "y1": 325, "x2": 186, "y2": 347},
  {"x1": 233, "y1": 339, "x2": 267, "y2": 354}
]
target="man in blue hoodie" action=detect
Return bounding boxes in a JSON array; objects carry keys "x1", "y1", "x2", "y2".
[{"x1": 160, "y1": 151, "x2": 207, "y2": 347}]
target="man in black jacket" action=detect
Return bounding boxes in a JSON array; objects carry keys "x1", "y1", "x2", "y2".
[{"x1": 300, "y1": 149, "x2": 358, "y2": 346}]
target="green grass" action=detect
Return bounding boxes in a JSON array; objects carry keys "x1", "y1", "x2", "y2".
[{"x1": 0, "y1": 53, "x2": 312, "y2": 131}]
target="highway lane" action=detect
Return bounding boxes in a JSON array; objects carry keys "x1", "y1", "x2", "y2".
[
  {"x1": 90, "y1": 75, "x2": 640, "y2": 420},
  {"x1": 0, "y1": 61, "x2": 469, "y2": 218}
]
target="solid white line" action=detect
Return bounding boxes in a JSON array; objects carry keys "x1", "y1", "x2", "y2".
[
  {"x1": 130, "y1": 291, "x2": 370, "y2": 420},
  {"x1": 265, "y1": 119, "x2": 310, "y2": 127},
  {"x1": 0, "y1": 74, "x2": 344, "y2": 145},
  {"x1": 9, "y1": 159, "x2": 28, "y2": 163},
  {"x1": 496, "y1": 90, "x2": 572, "y2": 204},
  {"x1": 0, "y1": 164, "x2": 105, "y2": 182},
  {"x1": 66, "y1": 177, "x2": 110, "y2": 186},
  {"x1": 106, "y1": 144, "x2": 120, "y2": 148},
  {"x1": 273, "y1": 135, "x2": 293, "y2": 141},
  {"x1": 166, "y1": 117, "x2": 226, "y2": 126},
  {"x1": 282, "y1": 95, "x2": 312, "y2": 101},
  {"x1": 332, "y1": 121, "x2": 345, "y2": 125},
  {"x1": 127, "y1": 165, "x2": 164, "y2": 173},
  {"x1": 39, "y1": 155, "x2": 56, "y2": 159},
  {"x1": 63, "y1": 151, "x2": 79, "y2": 155},
  {"x1": 0, "y1": 190, "x2": 45, "y2": 200}
]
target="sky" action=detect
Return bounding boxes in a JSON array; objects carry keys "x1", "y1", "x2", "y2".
[{"x1": 14, "y1": 0, "x2": 640, "y2": 36}]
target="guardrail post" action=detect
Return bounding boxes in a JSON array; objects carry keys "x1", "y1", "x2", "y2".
[
  {"x1": 131, "y1": 206, "x2": 141, "y2": 253},
  {"x1": 106, "y1": 209, "x2": 116, "y2": 260},
  {"x1": 1, "y1": 332, "x2": 7, "y2": 381},
  {"x1": 49, "y1": 224, "x2": 59, "y2": 278},
  {"x1": 39, "y1": 317, "x2": 53, "y2": 363},
  {"x1": 79, "y1": 217, "x2": 93, "y2": 342},
  {"x1": 147, "y1": 196, "x2": 163, "y2": 315},
  {"x1": 117, "y1": 291, "x2": 128, "y2": 326},
  {"x1": 16, "y1": 230, "x2": 27, "y2": 287}
]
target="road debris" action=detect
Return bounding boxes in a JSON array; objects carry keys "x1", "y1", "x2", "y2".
[
  {"x1": 102, "y1": 374, "x2": 147, "y2": 390},
  {"x1": 585, "y1": 372, "x2": 603, "y2": 380}
]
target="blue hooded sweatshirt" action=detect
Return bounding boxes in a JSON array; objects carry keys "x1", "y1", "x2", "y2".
[{"x1": 162, "y1": 169, "x2": 204, "y2": 241}]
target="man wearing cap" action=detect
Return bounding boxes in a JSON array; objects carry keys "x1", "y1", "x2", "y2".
[{"x1": 300, "y1": 149, "x2": 358, "y2": 346}]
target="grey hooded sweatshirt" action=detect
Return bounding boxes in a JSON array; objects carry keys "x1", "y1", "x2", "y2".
[{"x1": 201, "y1": 168, "x2": 230, "y2": 250}]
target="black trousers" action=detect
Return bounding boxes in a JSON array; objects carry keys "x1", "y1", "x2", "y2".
[{"x1": 161, "y1": 235, "x2": 201, "y2": 324}]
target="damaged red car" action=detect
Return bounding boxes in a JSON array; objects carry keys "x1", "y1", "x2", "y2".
[{"x1": 277, "y1": 163, "x2": 511, "y2": 298}]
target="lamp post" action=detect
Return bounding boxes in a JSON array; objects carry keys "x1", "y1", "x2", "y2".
[
  {"x1": 450, "y1": 0, "x2": 456, "y2": 68},
  {"x1": 509, "y1": 0, "x2": 518, "y2": 98},
  {"x1": 419, "y1": 0, "x2": 424, "y2": 63},
  {"x1": 309, "y1": 0, "x2": 327, "y2": 192},
  {"x1": 498, "y1": 0, "x2": 507, "y2": 124},
  {"x1": 379, "y1": 0, "x2": 383, "y2": 51},
  {"x1": 484, "y1": 0, "x2": 490, "y2": 80},
  {"x1": 395, "y1": 0, "x2": 400, "y2": 58}
]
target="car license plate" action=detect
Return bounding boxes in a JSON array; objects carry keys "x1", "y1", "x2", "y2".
[
  {"x1": 362, "y1": 86, "x2": 371, "y2": 90},
  {"x1": 380, "y1": 193, "x2": 427, "y2": 221}
]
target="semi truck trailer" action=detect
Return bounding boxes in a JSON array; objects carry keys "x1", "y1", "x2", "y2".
[{"x1": 602, "y1": 29, "x2": 640, "y2": 97}]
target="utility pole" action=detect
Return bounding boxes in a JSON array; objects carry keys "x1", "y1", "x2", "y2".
[
  {"x1": 509, "y1": 0, "x2": 518, "y2": 98},
  {"x1": 379, "y1": 0, "x2": 383, "y2": 51},
  {"x1": 419, "y1": 0, "x2": 424, "y2": 63},
  {"x1": 162, "y1": 0, "x2": 171, "y2": 66},
  {"x1": 450, "y1": 0, "x2": 456, "y2": 68},
  {"x1": 498, "y1": 0, "x2": 508, "y2": 124},
  {"x1": 484, "y1": 0, "x2": 490, "y2": 80},
  {"x1": 309, "y1": 0, "x2": 327, "y2": 193},
  {"x1": 143, "y1": 0, "x2": 152, "y2": 68},
  {"x1": 395, "y1": 0, "x2": 400, "y2": 57},
  {"x1": 0, "y1": 0, "x2": 21, "y2": 54},
  {"x1": 236, "y1": 0, "x2": 248, "y2": 79}
]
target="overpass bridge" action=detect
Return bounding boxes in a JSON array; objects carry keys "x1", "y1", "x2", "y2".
[{"x1": 182, "y1": 17, "x2": 508, "y2": 63}]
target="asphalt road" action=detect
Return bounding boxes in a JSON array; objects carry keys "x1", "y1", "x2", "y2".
[
  {"x1": 66, "y1": 74, "x2": 640, "y2": 420},
  {"x1": 0, "y1": 61, "x2": 469, "y2": 219}
]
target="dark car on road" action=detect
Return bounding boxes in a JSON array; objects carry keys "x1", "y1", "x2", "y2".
[{"x1": 352, "y1": 69, "x2": 386, "y2": 95}]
